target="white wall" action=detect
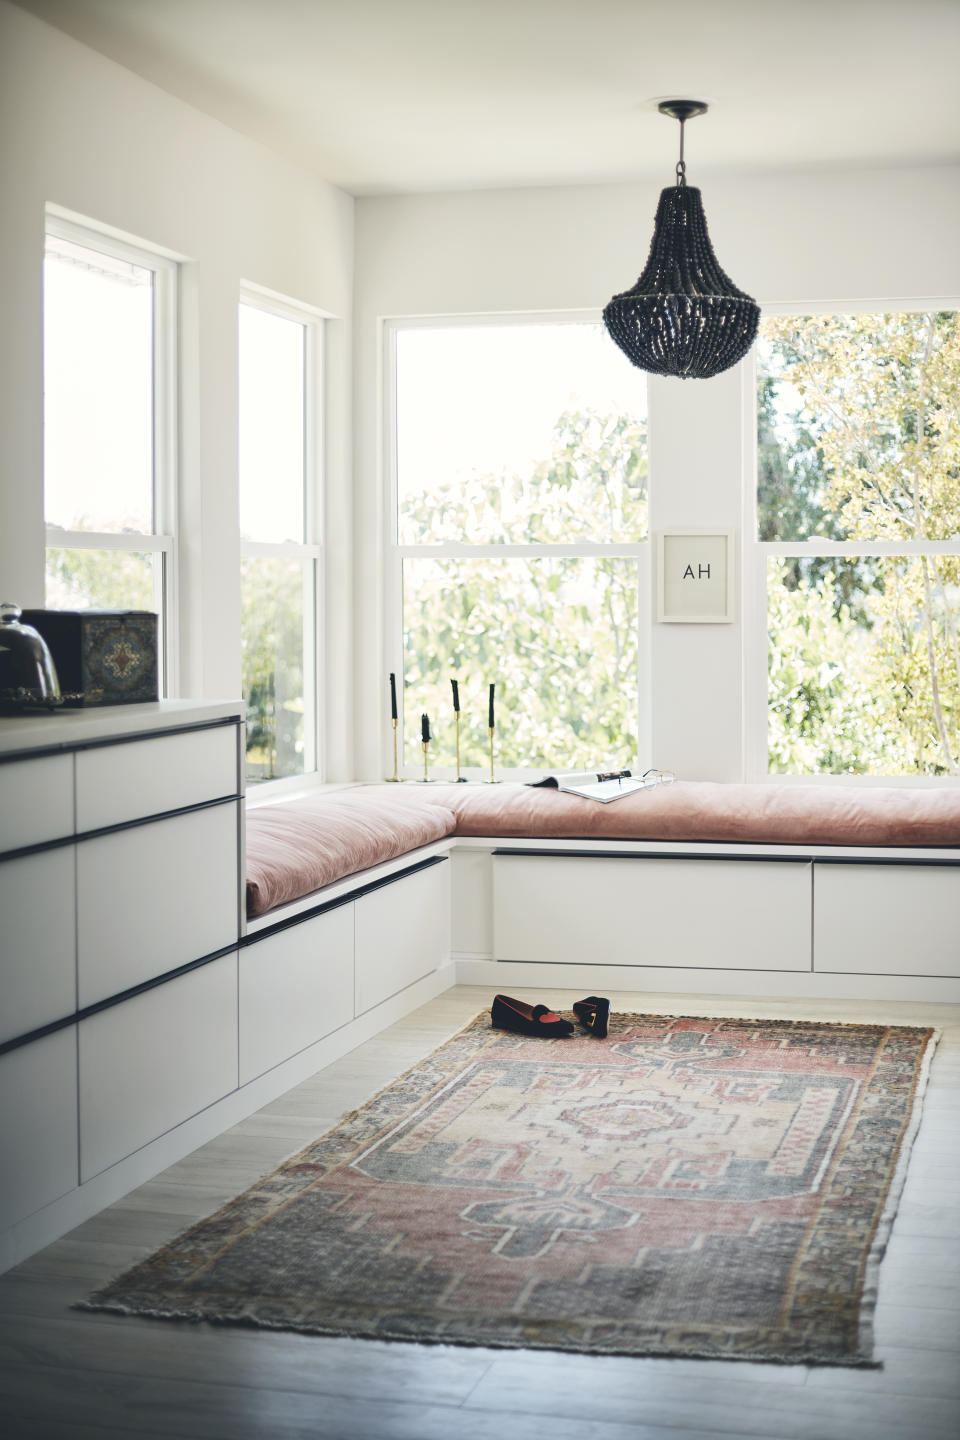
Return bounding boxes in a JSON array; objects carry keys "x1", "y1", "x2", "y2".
[
  {"x1": 0, "y1": 2, "x2": 355, "y2": 777},
  {"x1": 353, "y1": 167, "x2": 960, "y2": 781}
]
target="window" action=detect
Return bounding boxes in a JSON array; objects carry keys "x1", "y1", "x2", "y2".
[
  {"x1": 388, "y1": 318, "x2": 647, "y2": 775},
  {"x1": 755, "y1": 310, "x2": 960, "y2": 777},
  {"x1": 43, "y1": 218, "x2": 177, "y2": 689},
  {"x1": 239, "y1": 296, "x2": 322, "y2": 785}
]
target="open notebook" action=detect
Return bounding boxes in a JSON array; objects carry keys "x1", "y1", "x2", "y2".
[{"x1": 530, "y1": 769, "x2": 649, "y2": 803}]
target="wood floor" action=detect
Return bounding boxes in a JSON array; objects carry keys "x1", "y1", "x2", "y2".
[{"x1": 1, "y1": 986, "x2": 958, "y2": 1440}]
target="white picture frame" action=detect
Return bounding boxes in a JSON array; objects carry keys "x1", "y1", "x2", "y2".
[{"x1": 657, "y1": 529, "x2": 735, "y2": 623}]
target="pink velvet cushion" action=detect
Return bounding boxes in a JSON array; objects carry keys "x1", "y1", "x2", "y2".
[
  {"x1": 246, "y1": 788, "x2": 456, "y2": 917},
  {"x1": 429, "y1": 780, "x2": 960, "y2": 848}
]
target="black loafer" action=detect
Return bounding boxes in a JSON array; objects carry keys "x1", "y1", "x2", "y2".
[
  {"x1": 573, "y1": 995, "x2": 610, "y2": 1038},
  {"x1": 491, "y1": 994, "x2": 574, "y2": 1038}
]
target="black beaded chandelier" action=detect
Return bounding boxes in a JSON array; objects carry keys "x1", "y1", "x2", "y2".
[{"x1": 603, "y1": 100, "x2": 760, "y2": 380}]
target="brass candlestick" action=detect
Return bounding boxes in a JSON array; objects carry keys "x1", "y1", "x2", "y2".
[
  {"x1": 487, "y1": 725, "x2": 497, "y2": 783},
  {"x1": 455, "y1": 711, "x2": 467, "y2": 782},
  {"x1": 422, "y1": 738, "x2": 430, "y2": 783},
  {"x1": 385, "y1": 717, "x2": 400, "y2": 782}
]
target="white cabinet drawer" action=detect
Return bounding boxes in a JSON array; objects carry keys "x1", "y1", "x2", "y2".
[
  {"x1": 0, "y1": 753, "x2": 73, "y2": 852},
  {"x1": 493, "y1": 856, "x2": 812, "y2": 971},
  {"x1": 355, "y1": 862, "x2": 450, "y2": 1015},
  {"x1": 814, "y1": 862, "x2": 960, "y2": 977},
  {"x1": 0, "y1": 1029, "x2": 78, "y2": 1230},
  {"x1": 239, "y1": 905, "x2": 354, "y2": 1085},
  {"x1": 76, "y1": 723, "x2": 238, "y2": 832},
  {"x1": 77, "y1": 802, "x2": 239, "y2": 1007},
  {"x1": 78, "y1": 955, "x2": 238, "y2": 1181},
  {"x1": 0, "y1": 847, "x2": 76, "y2": 1043}
]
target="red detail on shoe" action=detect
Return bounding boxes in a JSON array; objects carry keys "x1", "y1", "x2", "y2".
[{"x1": 539, "y1": 1011, "x2": 562, "y2": 1024}]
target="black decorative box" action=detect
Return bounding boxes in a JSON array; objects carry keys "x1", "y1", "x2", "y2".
[{"x1": 21, "y1": 610, "x2": 158, "y2": 706}]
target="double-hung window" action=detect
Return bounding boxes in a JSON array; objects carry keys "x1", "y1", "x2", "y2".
[
  {"x1": 751, "y1": 307, "x2": 960, "y2": 778},
  {"x1": 239, "y1": 294, "x2": 323, "y2": 786},
  {"x1": 387, "y1": 317, "x2": 648, "y2": 777},
  {"x1": 43, "y1": 216, "x2": 177, "y2": 691}
]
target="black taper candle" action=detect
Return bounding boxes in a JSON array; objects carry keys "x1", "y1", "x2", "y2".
[
  {"x1": 421, "y1": 713, "x2": 430, "y2": 743},
  {"x1": 389, "y1": 672, "x2": 397, "y2": 721},
  {"x1": 488, "y1": 683, "x2": 495, "y2": 729},
  {"x1": 451, "y1": 678, "x2": 460, "y2": 712}
]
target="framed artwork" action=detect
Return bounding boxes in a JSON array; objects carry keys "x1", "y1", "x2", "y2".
[{"x1": 657, "y1": 530, "x2": 734, "y2": 623}]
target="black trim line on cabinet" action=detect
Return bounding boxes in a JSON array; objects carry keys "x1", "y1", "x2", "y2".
[
  {"x1": 0, "y1": 714, "x2": 241, "y2": 766},
  {"x1": 0, "y1": 792, "x2": 241, "y2": 864},
  {"x1": 0, "y1": 942, "x2": 239, "y2": 1059},
  {"x1": 491, "y1": 847, "x2": 813, "y2": 863},
  {"x1": 0, "y1": 855, "x2": 450, "y2": 1059},
  {"x1": 492, "y1": 847, "x2": 960, "y2": 866},
  {"x1": 812, "y1": 855, "x2": 960, "y2": 868},
  {"x1": 243, "y1": 855, "x2": 449, "y2": 946}
]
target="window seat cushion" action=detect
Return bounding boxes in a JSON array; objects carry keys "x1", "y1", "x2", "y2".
[
  {"x1": 245, "y1": 788, "x2": 456, "y2": 916},
  {"x1": 429, "y1": 780, "x2": 960, "y2": 848}
]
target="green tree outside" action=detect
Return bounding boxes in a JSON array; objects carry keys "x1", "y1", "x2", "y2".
[{"x1": 760, "y1": 311, "x2": 960, "y2": 775}]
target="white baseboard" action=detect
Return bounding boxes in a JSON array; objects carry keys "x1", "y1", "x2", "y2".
[
  {"x1": 0, "y1": 962, "x2": 457, "y2": 1276},
  {"x1": 454, "y1": 956, "x2": 960, "y2": 1005}
]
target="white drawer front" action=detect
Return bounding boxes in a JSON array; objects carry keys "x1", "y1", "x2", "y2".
[
  {"x1": 239, "y1": 905, "x2": 354, "y2": 1085},
  {"x1": 493, "y1": 856, "x2": 812, "y2": 971},
  {"x1": 355, "y1": 862, "x2": 450, "y2": 1015},
  {"x1": 0, "y1": 847, "x2": 76, "y2": 1043},
  {"x1": 78, "y1": 955, "x2": 238, "y2": 1182},
  {"x1": 0, "y1": 754, "x2": 73, "y2": 852},
  {"x1": 77, "y1": 802, "x2": 239, "y2": 1008},
  {"x1": 814, "y1": 862, "x2": 960, "y2": 977},
  {"x1": 0, "y1": 1029, "x2": 78, "y2": 1231},
  {"x1": 75, "y1": 723, "x2": 238, "y2": 832}
]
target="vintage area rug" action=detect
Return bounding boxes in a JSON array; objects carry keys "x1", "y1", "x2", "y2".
[{"x1": 81, "y1": 1014, "x2": 937, "y2": 1365}]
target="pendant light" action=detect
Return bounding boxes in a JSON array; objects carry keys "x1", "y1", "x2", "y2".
[{"x1": 603, "y1": 100, "x2": 760, "y2": 380}]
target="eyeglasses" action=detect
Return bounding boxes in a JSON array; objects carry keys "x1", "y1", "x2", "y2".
[{"x1": 641, "y1": 768, "x2": 676, "y2": 789}]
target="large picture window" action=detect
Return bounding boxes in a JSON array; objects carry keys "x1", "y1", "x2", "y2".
[
  {"x1": 239, "y1": 295, "x2": 322, "y2": 785},
  {"x1": 43, "y1": 217, "x2": 177, "y2": 690},
  {"x1": 388, "y1": 318, "x2": 647, "y2": 774},
  {"x1": 756, "y1": 310, "x2": 960, "y2": 777}
]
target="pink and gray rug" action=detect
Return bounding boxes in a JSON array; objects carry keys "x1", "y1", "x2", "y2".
[{"x1": 81, "y1": 1013, "x2": 937, "y2": 1365}]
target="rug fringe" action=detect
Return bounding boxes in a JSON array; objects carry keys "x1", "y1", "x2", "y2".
[{"x1": 71, "y1": 1297, "x2": 884, "y2": 1367}]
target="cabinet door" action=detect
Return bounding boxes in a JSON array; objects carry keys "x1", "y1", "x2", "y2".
[
  {"x1": 814, "y1": 862, "x2": 960, "y2": 976},
  {"x1": 0, "y1": 1029, "x2": 78, "y2": 1231},
  {"x1": 0, "y1": 753, "x2": 73, "y2": 853},
  {"x1": 78, "y1": 955, "x2": 238, "y2": 1181},
  {"x1": 75, "y1": 723, "x2": 238, "y2": 832},
  {"x1": 493, "y1": 856, "x2": 812, "y2": 971},
  {"x1": 354, "y1": 862, "x2": 450, "y2": 1015},
  {"x1": 77, "y1": 802, "x2": 239, "y2": 1007},
  {"x1": 0, "y1": 847, "x2": 76, "y2": 1044},
  {"x1": 239, "y1": 905, "x2": 354, "y2": 1085}
]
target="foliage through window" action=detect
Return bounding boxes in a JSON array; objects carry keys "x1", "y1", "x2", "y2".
[
  {"x1": 392, "y1": 320, "x2": 646, "y2": 773},
  {"x1": 43, "y1": 221, "x2": 176, "y2": 687},
  {"x1": 758, "y1": 311, "x2": 960, "y2": 776},
  {"x1": 239, "y1": 299, "x2": 321, "y2": 785}
]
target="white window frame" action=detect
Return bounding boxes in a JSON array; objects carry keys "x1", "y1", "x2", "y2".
[
  {"x1": 743, "y1": 296, "x2": 960, "y2": 786},
  {"x1": 239, "y1": 286, "x2": 325, "y2": 794},
  {"x1": 43, "y1": 212, "x2": 180, "y2": 694},
  {"x1": 384, "y1": 311, "x2": 651, "y2": 782}
]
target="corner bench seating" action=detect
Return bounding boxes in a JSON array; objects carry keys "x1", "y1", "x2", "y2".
[
  {"x1": 247, "y1": 779, "x2": 960, "y2": 918},
  {"x1": 244, "y1": 778, "x2": 960, "y2": 1010}
]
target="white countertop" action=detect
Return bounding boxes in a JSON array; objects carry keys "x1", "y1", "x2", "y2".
[{"x1": 0, "y1": 699, "x2": 244, "y2": 757}]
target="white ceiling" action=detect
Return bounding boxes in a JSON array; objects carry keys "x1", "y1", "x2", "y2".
[{"x1": 13, "y1": 0, "x2": 960, "y2": 196}]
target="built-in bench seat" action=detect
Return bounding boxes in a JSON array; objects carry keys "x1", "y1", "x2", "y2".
[
  {"x1": 243, "y1": 779, "x2": 960, "y2": 1008},
  {"x1": 246, "y1": 779, "x2": 960, "y2": 918},
  {"x1": 246, "y1": 786, "x2": 456, "y2": 916}
]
